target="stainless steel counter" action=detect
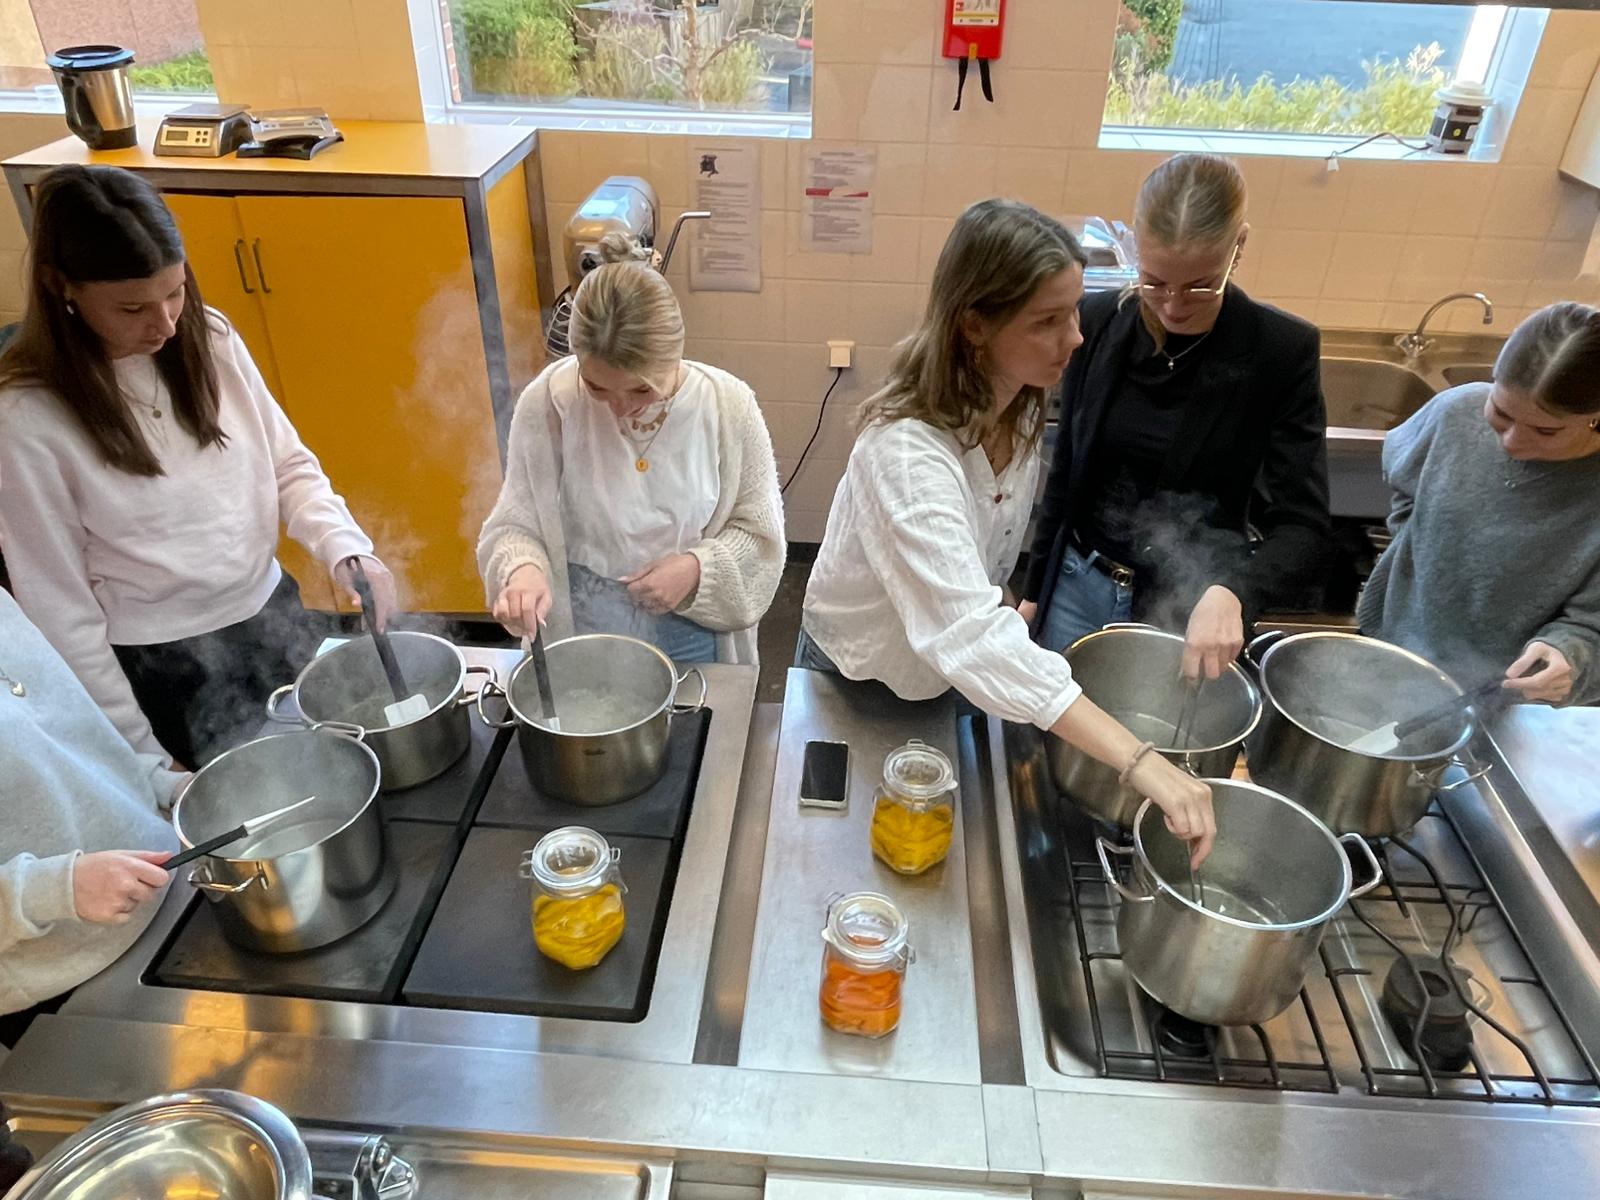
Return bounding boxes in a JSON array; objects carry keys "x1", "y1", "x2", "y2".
[{"x1": 5, "y1": 665, "x2": 1600, "y2": 1199}]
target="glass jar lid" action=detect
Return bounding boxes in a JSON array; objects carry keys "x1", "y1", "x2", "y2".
[
  {"x1": 518, "y1": 826, "x2": 622, "y2": 897},
  {"x1": 820, "y1": 891, "x2": 912, "y2": 968},
  {"x1": 882, "y1": 739, "x2": 955, "y2": 804}
]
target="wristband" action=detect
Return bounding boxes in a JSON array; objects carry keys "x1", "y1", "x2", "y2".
[{"x1": 1118, "y1": 740, "x2": 1156, "y2": 786}]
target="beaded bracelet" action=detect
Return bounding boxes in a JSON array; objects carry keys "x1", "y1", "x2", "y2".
[{"x1": 1118, "y1": 740, "x2": 1156, "y2": 786}]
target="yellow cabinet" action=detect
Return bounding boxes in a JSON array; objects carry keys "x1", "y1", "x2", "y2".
[{"x1": 4, "y1": 121, "x2": 550, "y2": 617}]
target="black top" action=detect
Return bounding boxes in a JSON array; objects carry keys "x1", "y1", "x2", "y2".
[
  {"x1": 1078, "y1": 323, "x2": 1206, "y2": 565},
  {"x1": 1023, "y1": 286, "x2": 1332, "y2": 630}
]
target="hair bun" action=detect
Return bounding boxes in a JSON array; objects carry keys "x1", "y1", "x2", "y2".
[{"x1": 596, "y1": 231, "x2": 652, "y2": 264}]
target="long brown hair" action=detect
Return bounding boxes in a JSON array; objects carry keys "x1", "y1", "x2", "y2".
[
  {"x1": 1495, "y1": 301, "x2": 1600, "y2": 417},
  {"x1": 860, "y1": 198, "x2": 1085, "y2": 455},
  {"x1": 0, "y1": 164, "x2": 224, "y2": 476}
]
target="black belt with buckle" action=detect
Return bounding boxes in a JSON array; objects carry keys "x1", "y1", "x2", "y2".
[{"x1": 1071, "y1": 532, "x2": 1137, "y2": 588}]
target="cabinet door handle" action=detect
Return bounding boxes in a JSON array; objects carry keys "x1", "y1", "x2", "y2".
[
  {"x1": 233, "y1": 239, "x2": 256, "y2": 294},
  {"x1": 251, "y1": 238, "x2": 272, "y2": 294}
]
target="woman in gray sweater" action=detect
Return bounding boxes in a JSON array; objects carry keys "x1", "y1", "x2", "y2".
[
  {"x1": 0, "y1": 587, "x2": 181, "y2": 1046},
  {"x1": 1359, "y1": 303, "x2": 1600, "y2": 705}
]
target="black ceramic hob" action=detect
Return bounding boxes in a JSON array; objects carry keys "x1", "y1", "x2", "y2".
[{"x1": 147, "y1": 710, "x2": 712, "y2": 1022}]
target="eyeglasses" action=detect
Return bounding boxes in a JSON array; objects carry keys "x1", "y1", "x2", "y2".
[{"x1": 1137, "y1": 245, "x2": 1241, "y2": 303}]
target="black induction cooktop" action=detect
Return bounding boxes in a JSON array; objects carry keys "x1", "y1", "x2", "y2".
[{"x1": 146, "y1": 709, "x2": 712, "y2": 1022}]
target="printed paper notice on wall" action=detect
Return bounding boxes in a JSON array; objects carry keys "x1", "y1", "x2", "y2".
[
  {"x1": 687, "y1": 142, "x2": 762, "y2": 292},
  {"x1": 802, "y1": 147, "x2": 877, "y2": 255}
]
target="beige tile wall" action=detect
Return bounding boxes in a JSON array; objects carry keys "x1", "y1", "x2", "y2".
[
  {"x1": 195, "y1": 0, "x2": 424, "y2": 121},
  {"x1": 2, "y1": 0, "x2": 1598, "y2": 538},
  {"x1": 538, "y1": 1, "x2": 1600, "y2": 537}
]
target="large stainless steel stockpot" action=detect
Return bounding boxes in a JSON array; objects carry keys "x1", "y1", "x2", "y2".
[
  {"x1": 476, "y1": 633, "x2": 707, "y2": 806},
  {"x1": 1243, "y1": 630, "x2": 1489, "y2": 837},
  {"x1": 267, "y1": 632, "x2": 493, "y2": 791},
  {"x1": 174, "y1": 726, "x2": 393, "y2": 953},
  {"x1": 1098, "y1": 779, "x2": 1381, "y2": 1027},
  {"x1": 1049, "y1": 625, "x2": 1260, "y2": 826}
]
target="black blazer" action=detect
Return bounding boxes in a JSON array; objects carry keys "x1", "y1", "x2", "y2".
[{"x1": 1023, "y1": 285, "x2": 1332, "y2": 627}]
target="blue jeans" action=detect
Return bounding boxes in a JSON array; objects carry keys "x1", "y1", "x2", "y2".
[
  {"x1": 1038, "y1": 543, "x2": 1134, "y2": 653},
  {"x1": 569, "y1": 562, "x2": 719, "y2": 664},
  {"x1": 794, "y1": 627, "x2": 840, "y2": 673}
]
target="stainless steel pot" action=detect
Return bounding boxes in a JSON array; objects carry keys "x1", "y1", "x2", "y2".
[
  {"x1": 5, "y1": 1089, "x2": 312, "y2": 1200},
  {"x1": 174, "y1": 726, "x2": 394, "y2": 953},
  {"x1": 476, "y1": 633, "x2": 707, "y2": 806},
  {"x1": 1098, "y1": 780, "x2": 1382, "y2": 1027},
  {"x1": 1243, "y1": 631, "x2": 1490, "y2": 838},
  {"x1": 266, "y1": 632, "x2": 493, "y2": 791},
  {"x1": 1049, "y1": 624, "x2": 1261, "y2": 826}
]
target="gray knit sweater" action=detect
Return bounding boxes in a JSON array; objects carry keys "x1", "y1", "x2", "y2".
[
  {"x1": 1, "y1": 588, "x2": 181, "y2": 1014},
  {"x1": 1358, "y1": 384, "x2": 1600, "y2": 705}
]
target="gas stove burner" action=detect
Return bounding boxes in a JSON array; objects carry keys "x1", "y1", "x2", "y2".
[
  {"x1": 1152, "y1": 1005, "x2": 1215, "y2": 1059},
  {"x1": 1380, "y1": 955, "x2": 1476, "y2": 1072}
]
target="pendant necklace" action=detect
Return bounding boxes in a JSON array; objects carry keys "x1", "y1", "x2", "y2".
[
  {"x1": 0, "y1": 665, "x2": 26, "y2": 697},
  {"x1": 1156, "y1": 331, "x2": 1212, "y2": 371},
  {"x1": 621, "y1": 398, "x2": 675, "y2": 473}
]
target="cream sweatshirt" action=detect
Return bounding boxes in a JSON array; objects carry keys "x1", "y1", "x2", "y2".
[
  {"x1": 0, "y1": 311, "x2": 373, "y2": 758},
  {"x1": 478, "y1": 357, "x2": 786, "y2": 665}
]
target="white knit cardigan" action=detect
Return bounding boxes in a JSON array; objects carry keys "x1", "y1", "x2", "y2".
[{"x1": 477, "y1": 357, "x2": 786, "y2": 664}]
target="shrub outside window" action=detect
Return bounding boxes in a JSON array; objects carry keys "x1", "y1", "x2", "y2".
[{"x1": 1, "y1": 0, "x2": 212, "y2": 95}]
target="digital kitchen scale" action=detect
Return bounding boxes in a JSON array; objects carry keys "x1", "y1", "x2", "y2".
[{"x1": 153, "y1": 102, "x2": 252, "y2": 158}]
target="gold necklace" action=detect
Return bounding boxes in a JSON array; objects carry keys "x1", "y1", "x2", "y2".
[{"x1": 620, "y1": 398, "x2": 674, "y2": 472}]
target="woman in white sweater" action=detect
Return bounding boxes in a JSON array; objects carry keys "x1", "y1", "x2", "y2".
[
  {"x1": 802, "y1": 199, "x2": 1215, "y2": 863},
  {"x1": 479, "y1": 256, "x2": 784, "y2": 663},
  {"x1": 0, "y1": 165, "x2": 397, "y2": 766}
]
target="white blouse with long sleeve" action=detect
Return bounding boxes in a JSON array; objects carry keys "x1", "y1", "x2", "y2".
[
  {"x1": 0, "y1": 312, "x2": 373, "y2": 757},
  {"x1": 803, "y1": 417, "x2": 1083, "y2": 729}
]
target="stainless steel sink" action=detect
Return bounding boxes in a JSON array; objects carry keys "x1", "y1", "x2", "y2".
[
  {"x1": 1321, "y1": 357, "x2": 1435, "y2": 431},
  {"x1": 1441, "y1": 362, "x2": 1495, "y2": 387}
]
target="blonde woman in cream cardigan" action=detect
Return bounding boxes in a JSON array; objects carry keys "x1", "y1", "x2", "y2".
[{"x1": 478, "y1": 258, "x2": 785, "y2": 664}]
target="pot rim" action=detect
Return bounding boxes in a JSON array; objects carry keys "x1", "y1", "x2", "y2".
[
  {"x1": 1255, "y1": 631, "x2": 1475, "y2": 762},
  {"x1": 172, "y1": 730, "x2": 383, "y2": 862},
  {"x1": 1067, "y1": 626, "x2": 1263, "y2": 754},
  {"x1": 289, "y1": 630, "x2": 466, "y2": 732},
  {"x1": 505, "y1": 632, "x2": 678, "y2": 738},
  {"x1": 1131, "y1": 781, "x2": 1353, "y2": 932}
]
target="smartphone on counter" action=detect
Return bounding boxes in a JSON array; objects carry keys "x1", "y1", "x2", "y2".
[{"x1": 799, "y1": 740, "x2": 850, "y2": 810}]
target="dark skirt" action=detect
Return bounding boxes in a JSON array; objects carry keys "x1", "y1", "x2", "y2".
[{"x1": 113, "y1": 570, "x2": 331, "y2": 767}]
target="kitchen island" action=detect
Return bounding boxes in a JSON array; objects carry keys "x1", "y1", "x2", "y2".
[{"x1": 4, "y1": 655, "x2": 1599, "y2": 1199}]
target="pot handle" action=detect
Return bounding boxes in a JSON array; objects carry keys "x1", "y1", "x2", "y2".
[
  {"x1": 306, "y1": 719, "x2": 367, "y2": 743},
  {"x1": 1095, "y1": 836, "x2": 1154, "y2": 904},
  {"x1": 1436, "y1": 757, "x2": 1493, "y2": 793},
  {"x1": 1100, "y1": 621, "x2": 1160, "y2": 632},
  {"x1": 475, "y1": 678, "x2": 517, "y2": 729},
  {"x1": 189, "y1": 862, "x2": 266, "y2": 897},
  {"x1": 1242, "y1": 628, "x2": 1287, "y2": 675},
  {"x1": 1340, "y1": 833, "x2": 1384, "y2": 900},
  {"x1": 456, "y1": 663, "x2": 497, "y2": 709},
  {"x1": 672, "y1": 666, "x2": 708, "y2": 714},
  {"x1": 264, "y1": 684, "x2": 302, "y2": 726}
]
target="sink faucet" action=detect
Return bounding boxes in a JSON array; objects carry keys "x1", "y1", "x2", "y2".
[{"x1": 1395, "y1": 292, "x2": 1494, "y2": 358}]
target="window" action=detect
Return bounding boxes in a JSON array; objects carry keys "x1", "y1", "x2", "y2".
[
  {"x1": 1105, "y1": 1, "x2": 1513, "y2": 140},
  {"x1": 442, "y1": 0, "x2": 813, "y2": 118},
  {"x1": 0, "y1": 0, "x2": 211, "y2": 95}
]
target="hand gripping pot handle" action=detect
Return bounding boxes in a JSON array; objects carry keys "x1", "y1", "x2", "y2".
[
  {"x1": 475, "y1": 678, "x2": 517, "y2": 729},
  {"x1": 457, "y1": 663, "x2": 496, "y2": 708},
  {"x1": 1340, "y1": 833, "x2": 1384, "y2": 900},
  {"x1": 672, "y1": 666, "x2": 708, "y2": 714},
  {"x1": 1095, "y1": 836, "x2": 1154, "y2": 904}
]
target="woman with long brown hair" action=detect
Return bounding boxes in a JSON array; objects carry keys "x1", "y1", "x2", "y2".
[
  {"x1": 1022, "y1": 153, "x2": 1331, "y2": 679},
  {"x1": 801, "y1": 198, "x2": 1214, "y2": 862},
  {"x1": 0, "y1": 165, "x2": 396, "y2": 766}
]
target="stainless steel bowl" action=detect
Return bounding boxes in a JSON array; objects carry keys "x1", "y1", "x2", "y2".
[{"x1": 5, "y1": 1089, "x2": 312, "y2": 1200}]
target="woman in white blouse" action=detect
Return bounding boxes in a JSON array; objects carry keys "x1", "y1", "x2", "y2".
[
  {"x1": 478, "y1": 254, "x2": 784, "y2": 663},
  {"x1": 801, "y1": 199, "x2": 1215, "y2": 861},
  {"x1": 0, "y1": 166, "x2": 395, "y2": 768}
]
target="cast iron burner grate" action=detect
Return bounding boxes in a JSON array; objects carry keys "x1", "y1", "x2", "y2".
[
  {"x1": 1320, "y1": 804, "x2": 1600, "y2": 1106},
  {"x1": 1072, "y1": 799, "x2": 1600, "y2": 1105}
]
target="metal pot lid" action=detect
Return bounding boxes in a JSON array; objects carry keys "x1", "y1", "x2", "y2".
[{"x1": 7, "y1": 1089, "x2": 313, "y2": 1200}]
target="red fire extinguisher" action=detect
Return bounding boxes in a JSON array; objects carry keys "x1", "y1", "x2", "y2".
[{"x1": 943, "y1": 0, "x2": 1006, "y2": 111}]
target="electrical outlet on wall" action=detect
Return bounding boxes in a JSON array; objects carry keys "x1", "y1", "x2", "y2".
[{"x1": 827, "y1": 340, "x2": 854, "y2": 369}]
